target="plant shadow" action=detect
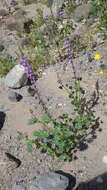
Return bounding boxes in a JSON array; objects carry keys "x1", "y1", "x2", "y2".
[
  {"x1": 55, "y1": 171, "x2": 107, "y2": 190},
  {"x1": 55, "y1": 170, "x2": 76, "y2": 190},
  {"x1": 76, "y1": 80, "x2": 101, "y2": 152},
  {"x1": 0, "y1": 111, "x2": 6, "y2": 130},
  {"x1": 75, "y1": 172, "x2": 107, "y2": 190}
]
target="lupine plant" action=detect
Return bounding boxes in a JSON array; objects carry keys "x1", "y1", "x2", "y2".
[
  {"x1": 17, "y1": 36, "x2": 100, "y2": 161},
  {"x1": 20, "y1": 56, "x2": 52, "y2": 116},
  {"x1": 16, "y1": 0, "x2": 101, "y2": 161},
  {"x1": 20, "y1": 57, "x2": 36, "y2": 87}
]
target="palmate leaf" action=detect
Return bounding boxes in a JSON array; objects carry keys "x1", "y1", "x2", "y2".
[{"x1": 28, "y1": 118, "x2": 38, "y2": 125}]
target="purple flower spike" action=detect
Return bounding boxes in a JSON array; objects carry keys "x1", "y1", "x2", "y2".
[
  {"x1": 56, "y1": 7, "x2": 62, "y2": 19},
  {"x1": 20, "y1": 57, "x2": 36, "y2": 86},
  {"x1": 72, "y1": 32, "x2": 76, "y2": 39},
  {"x1": 64, "y1": 36, "x2": 73, "y2": 58}
]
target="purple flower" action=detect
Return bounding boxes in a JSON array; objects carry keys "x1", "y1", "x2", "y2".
[
  {"x1": 64, "y1": 36, "x2": 73, "y2": 58},
  {"x1": 56, "y1": 7, "x2": 62, "y2": 19},
  {"x1": 20, "y1": 57, "x2": 36, "y2": 86},
  {"x1": 63, "y1": 36, "x2": 78, "y2": 79},
  {"x1": 72, "y1": 32, "x2": 77, "y2": 39}
]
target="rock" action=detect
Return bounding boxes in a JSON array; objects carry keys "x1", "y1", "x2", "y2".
[
  {"x1": 21, "y1": 4, "x2": 38, "y2": 19},
  {"x1": 13, "y1": 9, "x2": 26, "y2": 20},
  {"x1": 96, "y1": 176, "x2": 103, "y2": 183},
  {"x1": 0, "y1": 28, "x2": 21, "y2": 59},
  {"x1": 26, "y1": 171, "x2": 69, "y2": 190},
  {"x1": 73, "y1": 3, "x2": 92, "y2": 21},
  {"x1": 39, "y1": 23, "x2": 47, "y2": 33},
  {"x1": 8, "y1": 91, "x2": 22, "y2": 102},
  {"x1": 102, "y1": 155, "x2": 107, "y2": 164},
  {"x1": 0, "y1": 104, "x2": 5, "y2": 111},
  {"x1": 93, "y1": 32, "x2": 105, "y2": 45},
  {"x1": 6, "y1": 9, "x2": 27, "y2": 32},
  {"x1": 0, "y1": 9, "x2": 8, "y2": 16},
  {"x1": 5, "y1": 64, "x2": 28, "y2": 89},
  {"x1": 6, "y1": 17, "x2": 25, "y2": 32},
  {"x1": 12, "y1": 184, "x2": 26, "y2": 190}
]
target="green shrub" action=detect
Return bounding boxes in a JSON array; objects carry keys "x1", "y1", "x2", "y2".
[
  {"x1": 91, "y1": 0, "x2": 107, "y2": 27},
  {"x1": 0, "y1": 56, "x2": 17, "y2": 76}
]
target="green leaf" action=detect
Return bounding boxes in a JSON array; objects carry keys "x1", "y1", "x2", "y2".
[
  {"x1": 33, "y1": 130, "x2": 49, "y2": 139},
  {"x1": 28, "y1": 118, "x2": 38, "y2": 125},
  {"x1": 59, "y1": 113, "x2": 68, "y2": 119},
  {"x1": 16, "y1": 135, "x2": 23, "y2": 141},
  {"x1": 79, "y1": 130, "x2": 87, "y2": 136},
  {"x1": 27, "y1": 141, "x2": 33, "y2": 152},
  {"x1": 42, "y1": 114, "x2": 52, "y2": 124}
]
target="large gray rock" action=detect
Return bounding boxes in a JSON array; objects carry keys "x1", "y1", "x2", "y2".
[
  {"x1": 73, "y1": 3, "x2": 92, "y2": 21},
  {"x1": 5, "y1": 64, "x2": 28, "y2": 89},
  {"x1": 26, "y1": 171, "x2": 69, "y2": 190}
]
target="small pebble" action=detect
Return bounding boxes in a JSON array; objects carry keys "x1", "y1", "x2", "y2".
[
  {"x1": 87, "y1": 53, "x2": 93, "y2": 62},
  {"x1": 42, "y1": 72, "x2": 46, "y2": 76},
  {"x1": 57, "y1": 103, "x2": 63, "y2": 107},
  {"x1": 102, "y1": 156, "x2": 107, "y2": 164},
  {"x1": 0, "y1": 104, "x2": 5, "y2": 110},
  {"x1": 96, "y1": 176, "x2": 103, "y2": 183},
  {"x1": 37, "y1": 159, "x2": 42, "y2": 164},
  {"x1": 48, "y1": 106, "x2": 52, "y2": 109}
]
